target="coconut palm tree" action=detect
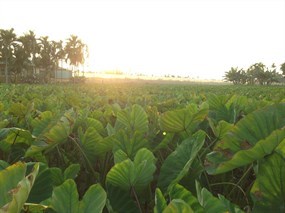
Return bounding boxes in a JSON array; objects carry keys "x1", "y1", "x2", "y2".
[
  {"x1": 10, "y1": 42, "x2": 30, "y2": 82},
  {"x1": 19, "y1": 30, "x2": 39, "y2": 77},
  {"x1": 65, "y1": 35, "x2": 87, "y2": 77},
  {"x1": 0, "y1": 28, "x2": 17, "y2": 83},
  {"x1": 50, "y1": 40, "x2": 65, "y2": 79},
  {"x1": 38, "y1": 36, "x2": 53, "y2": 82}
]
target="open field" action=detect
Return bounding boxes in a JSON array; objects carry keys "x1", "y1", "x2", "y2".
[{"x1": 0, "y1": 82, "x2": 285, "y2": 212}]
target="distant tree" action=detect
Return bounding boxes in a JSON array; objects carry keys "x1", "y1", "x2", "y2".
[
  {"x1": 0, "y1": 28, "x2": 88, "y2": 83},
  {"x1": 281, "y1": 62, "x2": 285, "y2": 76},
  {"x1": 247, "y1": 63, "x2": 267, "y2": 85},
  {"x1": 224, "y1": 67, "x2": 245, "y2": 84},
  {"x1": 225, "y1": 62, "x2": 284, "y2": 85},
  {"x1": 19, "y1": 30, "x2": 39, "y2": 76},
  {"x1": 38, "y1": 36, "x2": 54, "y2": 82},
  {"x1": 0, "y1": 28, "x2": 17, "y2": 83},
  {"x1": 10, "y1": 43, "x2": 30, "y2": 82},
  {"x1": 50, "y1": 40, "x2": 65, "y2": 78},
  {"x1": 65, "y1": 35, "x2": 88, "y2": 77}
]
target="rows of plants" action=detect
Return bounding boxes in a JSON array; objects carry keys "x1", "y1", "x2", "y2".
[{"x1": 0, "y1": 83, "x2": 285, "y2": 212}]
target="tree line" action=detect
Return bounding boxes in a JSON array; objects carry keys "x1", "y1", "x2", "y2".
[
  {"x1": 0, "y1": 28, "x2": 88, "y2": 83},
  {"x1": 224, "y1": 62, "x2": 285, "y2": 85}
]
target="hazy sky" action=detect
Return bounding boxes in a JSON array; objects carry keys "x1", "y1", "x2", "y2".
[{"x1": 1, "y1": 0, "x2": 284, "y2": 79}]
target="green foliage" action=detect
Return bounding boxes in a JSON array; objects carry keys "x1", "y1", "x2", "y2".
[
  {"x1": 206, "y1": 103, "x2": 285, "y2": 174},
  {"x1": 25, "y1": 109, "x2": 75, "y2": 158},
  {"x1": 159, "y1": 104, "x2": 208, "y2": 134},
  {"x1": 251, "y1": 153, "x2": 285, "y2": 212},
  {"x1": 27, "y1": 163, "x2": 53, "y2": 203},
  {"x1": 0, "y1": 162, "x2": 27, "y2": 207},
  {"x1": 0, "y1": 28, "x2": 87, "y2": 84},
  {"x1": 163, "y1": 199, "x2": 194, "y2": 213},
  {"x1": 224, "y1": 63, "x2": 284, "y2": 85},
  {"x1": 50, "y1": 179, "x2": 106, "y2": 213},
  {"x1": 170, "y1": 184, "x2": 203, "y2": 212},
  {"x1": 78, "y1": 127, "x2": 112, "y2": 162},
  {"x1": 158, "y1": 130, "x2": 206, "y2": 193},
  {"x1": 0, "y1": 163, "x2": 39, "y2": 213},
  {"x1": 0, "y1": 83, "x2": 285, "y2": 212},
  {"x1": 106, "y1": 184, "x2": 137, "y2": 213},
  {"x1": 115, "y1": 104, "x2": 148, "y2": 134},
  {"x1": 106, "y1": 148, "x2": 156, "y2": 192},
  {"x1": 198, "y1": 188, "x2": 244, "y2": 213},
  {"x1": 154, "y1": 188, "x2": 167, "y2": 213}
]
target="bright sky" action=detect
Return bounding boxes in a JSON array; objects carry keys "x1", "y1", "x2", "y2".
[{"x1": 1, "y1": 0, "x2": 284, "y2": 79}]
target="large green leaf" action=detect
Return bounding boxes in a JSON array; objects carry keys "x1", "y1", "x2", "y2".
[
  {"x1": 275, "y1": 138, "x2": 285, "y2": 160},
  {"x1": 159, "y1": 104, "x2": 208, "y2": 134},
  {"x1": 106, "y1": 184, "x2": 137, "y2": 213},
  {"x1": 50, "y1": 179, "x2": 79, "y2": 213},
  {"x1": 114, "y1": 149, "x2": 129, "y2": 164},
  {"x1": 163, "y1": 199, "x2": 193, "y2": 213},
  {"x1": 112, "y1": 130, "x2": 149, "y2": 159},
  {"x1": 251, "y1": 153, "x2": 285, "y2": 212},
  {"x1": 25, "y1": 109, "x2": 75, "y2": 157},
  {"x1": 0, "y1": 162, "x2": 26, "y2": 207},
  {"x1": 79, "y1": 184, "x2": 107, "y2": 213},
  {"x1": 154, "y1": 188, "x2": 167, "y2": 213},
  {"x1": 170, "y1": 184, "x2": 203, "y2": 213},
  {"x1": 64, "y1": 163, "x2": 80, "y2": 180},
  {"x1": 51, "y1": 179, "x2": 107, "y2": 213},
  {"x1": 196, "y1": 182, "x2": 244, "y2": 213},
  {"x1": 0, "y1": 128, "x2": 34, "y2": 154},
  {"x1": 206, "y1": 103, "x2": 285, "y2": 174},
  {"x1": 115, "y1": 104, "x2": 148, "y2": 134},
  {"x1": 8, "y1": 102, "x2": 27, "y2": 118},
  {"x1": 208, "y1": 119, "x2": 233, "y2": 140},
  {"x1": 27, "y1": 163, "x2": 53, "y2": 203},
  {"x1": 106, "y1": 148, "x2": 156, "y2": 192},
  {"x1": 0, "y1": 161, "x2": 9, "y2": 171},
  {"x1": 157, "y1": 130, "x2": 206, "y2": 193},
  {"x1": 153, "y1": 132, "x2": 175, "y2": 152},
  {"x1": 31, "y1": 111, "x2": 53, "y2": 137},
  {"x1": 0, "y1": 163, "x2": 39, "y2": 213},
  {"x1": 78, "y1": 127, "x2": 113, "y2": 162},
  {"x1": 49, "y1": 167, "x2": 64, "y2": 186},
  {"x1": 86, "y1": 117, "x2": 106, "y2": 136},
  {"x1": 208, "y1": 95, "x2": 247, "y2": 123},
  {"x1": 0, "y1": 128, "x2": 33, "y2": 144}
]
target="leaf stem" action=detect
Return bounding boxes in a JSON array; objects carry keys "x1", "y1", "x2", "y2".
[
  {"x1": 131, "y1": 186, "x2": 143, "y2": 213},
  {"x1": 68, "y1": 136, "x2": 97, "y2": 180},
  {"x1": 200, "y1": 138, "x2": 218, "y2": 157},
  {"x1": 228, "y1": 164, "x2": 253, "y2": 197},
  {"x1": 7, "y1": 130, "x2": 19, "y2": 163},
  {"x1": 197, "y1": 154, "x2": 212, "y2": 192},
  {"x1": 210, "y1": 182, "x2": 250, "y2": 207}
]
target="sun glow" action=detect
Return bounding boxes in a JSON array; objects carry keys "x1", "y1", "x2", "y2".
[{"x1": 1, "y1": 0, "x2": 285, "y2": 80}]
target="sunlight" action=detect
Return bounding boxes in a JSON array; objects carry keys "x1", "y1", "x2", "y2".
[{"x1": 1, "y1": 0, "x2": 284, "y2": 80}]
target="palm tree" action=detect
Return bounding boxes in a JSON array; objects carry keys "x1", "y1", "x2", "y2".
[
  {"x1": 247, "y1": 63, "x2": 267, "y2": 85},
  {"x1": 10, "y1": 42, "x2": 30, "y2": 83},
  {"x1": 50, "y1": 40, "x2": 65, "y2": 79},
  {"x1": 19, "y1": 30, "x2": 39, "y2": 77},
  {"x1": 38, "y1": 36, "x2": 53, "y2": 82},
  {"x1": 281, "y1": 62, "x2": 285, "y2": 77},
  {"x1": 65, "y1": 35, "x2": 87, "y2": 77},
  {"x1": 224, "y1": 67, "x2": 245, "y2": 84},
  {"x1": 0, "y1": 28, "x2": 17, "y2": 83}
]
